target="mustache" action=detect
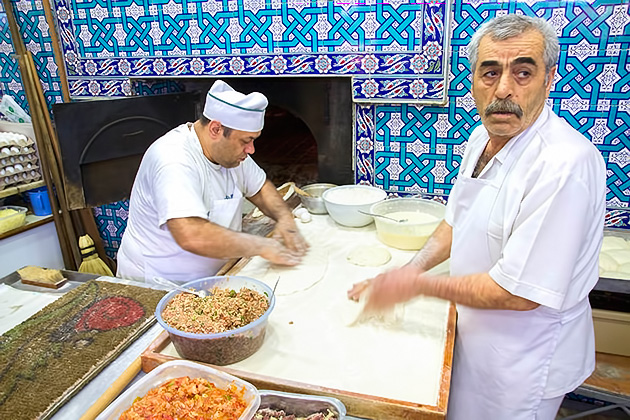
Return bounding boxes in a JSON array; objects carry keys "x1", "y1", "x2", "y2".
[{"x1": 485, "y1": 99, "x2": 523, "y2": 119}]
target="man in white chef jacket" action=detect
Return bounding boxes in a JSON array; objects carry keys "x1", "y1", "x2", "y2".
[
  {"x1": 349, "y1": 15, "x2": 606, "y2": 419},
  {"x1": 117, "y1": 80, "x2": 308, "y2": 283}
]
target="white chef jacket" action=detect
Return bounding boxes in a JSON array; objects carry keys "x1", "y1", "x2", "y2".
[
  {"x1": 445, "y1": 106, "x2": 606, "y2": 419},
  {"x1": 117, "y1": 123, "x2": 266, "y2": 283}
]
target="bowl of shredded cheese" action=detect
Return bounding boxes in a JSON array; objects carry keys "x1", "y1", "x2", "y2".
[
  {"x1": 0, "y1": 206, "x2": 27, "y2": 234},
  {"x1": 156, "y1": 275, "x2": 275, "y2": 366},
  {"x1": 96, "y1": 360, "x2": 260, "y2": 420}
]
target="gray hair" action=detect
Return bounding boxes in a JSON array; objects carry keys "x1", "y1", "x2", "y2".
[{"x1": 468, "y1": 15, "x2": 559, "y2": 76}]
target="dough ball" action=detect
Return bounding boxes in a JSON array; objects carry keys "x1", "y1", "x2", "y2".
[
  {"x1": 605, "y1": 249, "x2": 630, "y2": 266},
  {"x1": 599, "y1": 252, "x2": 619, "y2": 274},
  {"x1": 347, "y1": 246, "x2": 392, "y2": 267},
  {"x1": 601, "y1": 236, "x2": 630, "y2": 252}
]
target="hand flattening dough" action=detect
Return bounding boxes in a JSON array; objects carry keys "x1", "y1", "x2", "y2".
[{"x1": 347, "y1": 246, "x2": 392, "y2": 267}]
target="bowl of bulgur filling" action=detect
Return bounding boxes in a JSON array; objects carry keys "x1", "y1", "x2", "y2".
[{"x1": 156, "y1": 276, "x2": 275, "y2": 365}]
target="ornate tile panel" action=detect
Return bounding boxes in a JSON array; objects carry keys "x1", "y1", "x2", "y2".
[
  {"x1": 92, "y1": 199, "x2": 129, "y2": 260},
  {"x1": 0, "y1": 10, "x2": 28, "y2": 110},
  {"x1": 54, "y1": 0, "x2": 451, "y2": 103},
  {"x1": 354, "y1": 103, "x2": 375, "y2": 185}
]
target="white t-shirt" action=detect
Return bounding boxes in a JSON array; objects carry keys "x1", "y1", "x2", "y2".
[
  {"x1": 445, "y1": 105, "x2": 606, "y2": 397},
  {"x1": 117, "y1": 123, "x2": 266, "y2": 282}
]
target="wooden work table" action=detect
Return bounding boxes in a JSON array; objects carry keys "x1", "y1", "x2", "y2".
[{"x1": 142, "y1": 214, "x2": 457, "y2": 419}]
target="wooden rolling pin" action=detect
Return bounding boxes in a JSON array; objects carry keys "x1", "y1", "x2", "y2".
[{"x1": 78, "y1": 357, "x2": 142, "y2": 420}]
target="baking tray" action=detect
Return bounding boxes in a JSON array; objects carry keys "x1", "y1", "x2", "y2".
[{"x1": 257, "y1": 390, "x2": 346, "y2": 419}]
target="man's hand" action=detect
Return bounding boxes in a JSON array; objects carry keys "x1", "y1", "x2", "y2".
[
  {"x1": 260, "y1": 237, "x2": 304, "y2": 266},
  {"x1": 348, "y1": 264, "x2": 424, "y2": 312},
  {"x1": 273, "y1": 216, "x2": 309, "y2": 255}
]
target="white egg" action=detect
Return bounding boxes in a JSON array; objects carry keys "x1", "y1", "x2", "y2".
[{"x1": 299, "y1": 212, "x2": 312, "y2": 223}]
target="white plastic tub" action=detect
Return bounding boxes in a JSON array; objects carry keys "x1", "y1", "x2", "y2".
[{"x1": 97, "y1": 360, "x2": 260, "y2": 420}]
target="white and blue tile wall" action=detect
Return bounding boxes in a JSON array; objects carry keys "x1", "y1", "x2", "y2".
[{"x1": 1, "y1": 0, "x2": 629, "y2": 260}]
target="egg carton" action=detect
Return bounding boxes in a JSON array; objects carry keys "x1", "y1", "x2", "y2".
[
  {"x1": 0, "y1": 170, "x2": 42, "y2": 190},
  {"x1": 0, "y1": 153, "x2": 38, "y2": 167},
  {"x1": 0, "y1": 145, "x2": 37, "y2": 159},
  {"x1": 0, "y1": 132, "x2": 33, "y2": 147},
  {"x1": 1, "y1": 163, "x2": 40, "y2": 178}
]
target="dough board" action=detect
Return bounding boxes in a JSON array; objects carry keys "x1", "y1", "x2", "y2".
[{"x1": 143, "y1": 215, "x2": 455, "y2": 419}]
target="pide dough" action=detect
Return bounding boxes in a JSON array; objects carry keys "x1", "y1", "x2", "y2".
[
  {"x1": 601, "y1": 236, "x2": 630, "y2": 252},
  {"x1": 599, "y1": 253, "x2": 619, "y2": 274},
  {"x1": 604, "y1": 249, "x2": 630, "y2": 266},
  {"x1": 347, "y1": 246, "x2": 392, "y2": 267},
  {"x1": 259, "y1": 247, "x2": 329, "y2": 296}
]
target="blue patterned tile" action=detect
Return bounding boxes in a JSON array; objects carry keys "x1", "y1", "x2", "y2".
[
  {"x1": 0, "y1": 11, "x2": 27, "y2": 110},
  {"x1": 92, "y1": 199, "x2": 129, "y2": 260}
]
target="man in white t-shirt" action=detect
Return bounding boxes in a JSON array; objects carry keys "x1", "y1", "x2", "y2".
[
  {"x1": 117, "y1": 80, "x2": 308, "y2": 283},
  {"x1": 349, "y1": 15, "x2": 606, "y2": 419}
]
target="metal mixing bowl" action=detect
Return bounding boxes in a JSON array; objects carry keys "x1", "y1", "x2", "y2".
[{"x1": 299, "y1": 183, "x2": 337, "y2": 214}]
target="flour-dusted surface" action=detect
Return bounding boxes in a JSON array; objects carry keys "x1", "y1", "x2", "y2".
[{"x1": 163, "y1": 216, "x2": 451, "y2": 406}]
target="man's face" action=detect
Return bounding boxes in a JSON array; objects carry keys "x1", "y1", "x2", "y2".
[
  {"x1": 214, "y1": 127, "x2": 260, "y2": 168},
  {"x1": 472, "y1": 30, "x2": 555, "y2": 141}
]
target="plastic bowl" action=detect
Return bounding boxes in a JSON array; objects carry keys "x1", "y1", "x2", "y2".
[
  {"x1": 0, "y1": 205, "x2": 27, "y2": 234},
  {"x1": 299, "y1": 183, "x2": 336, "y2": 214},
  {"x1": 96, "y1": 360, "x2": 260, "y2": 420},
  {"x1": 370, "y1": 198, "x2": 446, "y2": 250},
  {"x1": 322, "y1": 185, "x2": 387, "y2": 227},
  {"x1": 156, "y1": 276, "x2": 276, "y2": 366}
]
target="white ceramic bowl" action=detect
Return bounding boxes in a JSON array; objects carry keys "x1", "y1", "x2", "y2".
[
  {"x1": 370, "y1": 198, "x2": 446, "y2": 250},
  {"x1": 322, "y1": 185, "x2": 387, "y2": 227}
]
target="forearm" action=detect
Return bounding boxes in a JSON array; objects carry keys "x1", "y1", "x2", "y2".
[
  {"x1": 168, "y1": 217, "x2": 271, "y2": 259},
  {"x1": 415, "y1": 272, "x2": 539, "y2": 311},
  {"x1": 248, "y1": 180, "x2": 294, "y2": 223},
  {"x1": 408, "y1": 220, "x2": 452, "y2": 271}
]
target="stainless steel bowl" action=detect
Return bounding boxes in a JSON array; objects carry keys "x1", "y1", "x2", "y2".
[
  {"x1": 257, "y1": 390, "x2": 346, "y2": 419},
  {"x1": 299, "y1": 183, "x2": 337, "y2": 214}
]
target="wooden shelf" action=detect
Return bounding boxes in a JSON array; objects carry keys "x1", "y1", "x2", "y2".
[
  {"x1": 0, "y1": 180, "x2": 45, "y2": 199},
  {"x1": 0, "y1": 214, "x2": 53, "y2": 240}
]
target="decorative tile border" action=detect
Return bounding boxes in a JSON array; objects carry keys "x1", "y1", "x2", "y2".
[{"x1": 52, "y1": 0, "x2": 451, "y2": 103}]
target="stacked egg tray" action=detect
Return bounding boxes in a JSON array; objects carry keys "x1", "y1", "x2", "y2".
[{"x1": 0, "y1": 131, "x2": 42, "y2": 191}]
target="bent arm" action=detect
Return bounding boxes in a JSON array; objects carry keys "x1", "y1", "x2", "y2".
[
  {"x1": 247, "y1": 180, "x2": 294, "y2": 223},
  {"x1": 166, "y1": 217, "x2": 299, "y2": 264},
  {"x1": 407, "y1": 220, "x2": 453, "y2": 271},
  {"x1": 414, "y1": 272, "x2": 540, "y2": 311}
]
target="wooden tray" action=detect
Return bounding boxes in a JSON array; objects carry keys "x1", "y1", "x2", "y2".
[{"x1": 142, "y1": 305, "x2": 456, "y2": 420}]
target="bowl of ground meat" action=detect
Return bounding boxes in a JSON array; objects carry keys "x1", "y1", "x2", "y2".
[{"x1": 156, "y1": 276, "x2": 275, "y2": 365}]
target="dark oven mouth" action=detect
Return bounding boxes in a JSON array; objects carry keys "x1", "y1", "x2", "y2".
[{"x1": 53, "y1": 77, "x2": 353, "y2": 209}]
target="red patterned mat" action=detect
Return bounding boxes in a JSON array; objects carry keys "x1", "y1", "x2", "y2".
[{"x1": 0, "y1": 280, "x2": 166, "y2": 420}]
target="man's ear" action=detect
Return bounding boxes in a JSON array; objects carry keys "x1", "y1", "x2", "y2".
[
  {"x1": 545, "y1": 66, "x2": 556, "y2": 94},
  {"x1": 207, "y1": 120, "x2": 223, "y2": 139}
]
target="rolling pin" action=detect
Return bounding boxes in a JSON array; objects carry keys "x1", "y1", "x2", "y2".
[{"x1": 78, "y1": 357, "x2": 142, "y2": 420}]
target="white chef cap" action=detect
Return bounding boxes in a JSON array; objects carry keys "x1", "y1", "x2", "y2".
[{"x1": 202, "y1": 80, "x2": 268, "y2": 132}]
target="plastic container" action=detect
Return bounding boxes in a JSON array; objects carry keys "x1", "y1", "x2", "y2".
[
  {"x1": 26, "y1": 186, "x2": 52, "y2": 216},
  {"x1": 156, "y1": 276, "x2": 276, "y2": 365},
  {"x1": 96, "y1": 360, "x2": 261, "y2": 420},
  {"x1": 322, "y1": 185, "x2": 387, "y2": 227},
  {"x1": 370, "y1": 198, "x2": 446, "y2": 250},
  {"x1": 592, "y1": 309, "x2": 630, "y2": 357},
  {"x1": 299, "y1": 183, "x2": 336, "y2": 214},
  {"x1": 256, "y1": 390, "x2": 347, "y2": 419},
  {"x1": 0, "y1": 205, "x2": 27, "y2": 234}
]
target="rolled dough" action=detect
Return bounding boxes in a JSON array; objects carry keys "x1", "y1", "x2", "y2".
[
  {"x1": 601, "y1": 236, "x2": 630, "y2": 252},
  {"x1": 260, "y1": 247, "x2": 329, "y2": 296},
  {"x1": 605, "y1": 249, "x2": 630, "y2": 265},
  {"x1": 599, "y1": 253, "x2": 619, "y2": 273},
  {"x1": 347, "y1": 246, "x2": 392, "y2": 267}
]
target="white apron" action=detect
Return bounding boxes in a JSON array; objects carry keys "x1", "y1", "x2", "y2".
[{"x1": 446, "y1": 134, "x2": 576, "y2": 419}]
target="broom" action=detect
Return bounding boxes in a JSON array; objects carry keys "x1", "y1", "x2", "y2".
[{"x1": 78, "y1": 234, "x2": 114, "y2": 276}]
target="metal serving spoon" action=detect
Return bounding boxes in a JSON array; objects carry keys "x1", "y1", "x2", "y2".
[
  {"x1": 152, "y1": 277, "x2": 208, "y2": 298},
  {"x1": 358, "y1": 210, "x2": 408, "y2": 223}
]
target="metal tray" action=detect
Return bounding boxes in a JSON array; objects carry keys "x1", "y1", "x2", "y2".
[{"x1": 257, "y1": 390, "x2": 347, "y2": 419}]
